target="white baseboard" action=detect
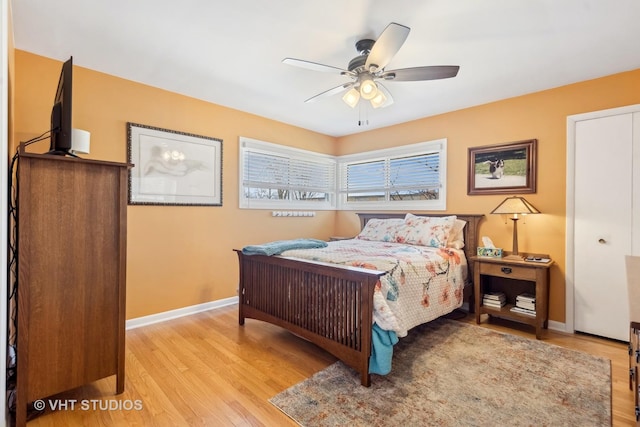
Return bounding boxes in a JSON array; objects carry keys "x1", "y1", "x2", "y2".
[
  {"x1": 547, "y1": 319, "x2": 567, "y2": 333},
  {"x1": 126, "y1": 296, "x2": 239, "y2": 330}
]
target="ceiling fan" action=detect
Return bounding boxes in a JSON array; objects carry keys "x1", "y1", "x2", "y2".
[{"x1": 283, "y1": 22, "x2": 459, "y2": 109}]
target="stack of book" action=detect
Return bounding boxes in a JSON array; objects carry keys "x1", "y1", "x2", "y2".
[
  {"x1": 482, "y1": 291, "x2": 506, "y2": 309},
  {"x1": 510, "y1": 293, "x2": 536, "y2": 317}
]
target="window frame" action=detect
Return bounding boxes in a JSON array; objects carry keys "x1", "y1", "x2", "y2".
[
  {"x1": 337, "y1": 139, "x2": 447, "y2": 211},
  {"x1": 239, "y1": 137, "x2": 337, "y2": 210}
]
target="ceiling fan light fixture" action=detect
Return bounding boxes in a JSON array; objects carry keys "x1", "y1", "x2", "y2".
[
  {"x1": 284, "y1": 23, "x2": 459, "y2": 114},
  {"x1": 359, "y1": 76, "x2": 378, "y2": 100},
  {"x1": 342, "y1": 87, "x2": 360, "y2": 108}
]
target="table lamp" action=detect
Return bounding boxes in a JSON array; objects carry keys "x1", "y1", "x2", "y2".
[{"x1": 491, "y1": 196, "x2": 540, "y2": 261}]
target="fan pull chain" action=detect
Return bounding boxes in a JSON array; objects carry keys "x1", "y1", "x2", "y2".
[{"x1": 358, "y1": 103, "x2": 369, "y2": 127}]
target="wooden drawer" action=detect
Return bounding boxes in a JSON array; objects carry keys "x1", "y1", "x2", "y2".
[{"x1": 479, "y1": 262, "x2": 537, "y2": 281}]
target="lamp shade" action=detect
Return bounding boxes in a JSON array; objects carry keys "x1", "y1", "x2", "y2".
[
  {"x1": 342, "y1": 88, "x2": 360, "y2": 108},
  {"x1": 370, "y1": 90, "x2": 387, "y2": 108},
  {"x1": 359, "y1": 76, "x2": 378, "y2": 100},
  {"x1": 491, "y1": 196, "x2": 540, "y2": 215}
]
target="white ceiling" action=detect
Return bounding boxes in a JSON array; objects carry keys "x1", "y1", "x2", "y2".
[{"x1": 10, "y1": 0, "x2": 640, "y2": 137}]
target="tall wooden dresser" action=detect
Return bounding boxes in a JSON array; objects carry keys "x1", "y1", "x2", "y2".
[{"x1": 14, "y1": 148, "x2": 128, "y2": 426}]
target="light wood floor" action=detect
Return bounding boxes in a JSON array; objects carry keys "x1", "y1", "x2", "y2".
[{"x1": 17, "y1": 305, "x2": 638, "y2": 426}]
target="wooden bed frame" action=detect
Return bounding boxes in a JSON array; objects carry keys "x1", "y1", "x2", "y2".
[{"x1": 235, "y1": 212, "x2": 484, "y2": 386}]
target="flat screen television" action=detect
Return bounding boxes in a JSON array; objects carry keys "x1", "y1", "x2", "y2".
[{"x1": 48, "y1": 56, "x2": 73, "y2": 155}]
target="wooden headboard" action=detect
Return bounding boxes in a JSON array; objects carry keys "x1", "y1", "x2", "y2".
[{"x1": 356, "y1": 212, "x2": 485, "y2": 283}]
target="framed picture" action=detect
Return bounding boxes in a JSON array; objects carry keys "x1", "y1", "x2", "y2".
[
  {"x1": 467, "y1": 139, "x2": 537, "y2": 195},
  {"x1": 127, "y1": 123, "x2": 223, "y2": 206}
]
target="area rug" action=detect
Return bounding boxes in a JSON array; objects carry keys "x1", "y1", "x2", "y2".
[{"x1": 270, "y1": 319, "x2": 611, "y2": 426}]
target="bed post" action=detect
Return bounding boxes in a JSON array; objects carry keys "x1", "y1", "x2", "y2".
[
  {"x1": 237, "y1": 251, "x2": 245, "y2": 326},
  {"x1": 359, "y1": 277, "x2": 374, "y2": 387}
]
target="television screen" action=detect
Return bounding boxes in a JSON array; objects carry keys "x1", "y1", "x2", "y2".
[{"x1": 49, "y1": 56, "x2": 73, "y2": 155}]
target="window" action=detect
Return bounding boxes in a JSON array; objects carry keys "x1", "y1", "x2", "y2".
[
  {"x1": 239, "y1": 137, "x2": 336, "y2": 209},
  {"x1": 239, "y1": 137, "x2": 447, "y2": 211},
  {"x1": 338, "y1": 139, "x2": 447, "y2": 210}
]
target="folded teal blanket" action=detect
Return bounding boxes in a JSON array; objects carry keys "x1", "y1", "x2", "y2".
[{"x1": 241, "y1": 238, "x2": 328, "y2": 256}]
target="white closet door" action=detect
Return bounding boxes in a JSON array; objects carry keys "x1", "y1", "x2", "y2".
[
  {"x1": 634, "y1": 113, "x2": 640, "y2": 254},
  {"x1": 574, "y1": 113, "x2": 632, "y2": 341}
]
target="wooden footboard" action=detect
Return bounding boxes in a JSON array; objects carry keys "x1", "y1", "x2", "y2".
[{"x1": 235, "y1": 250, "x2": 385, "y2": 386}]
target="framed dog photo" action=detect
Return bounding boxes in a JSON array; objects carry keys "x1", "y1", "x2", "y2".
[{"x1": 467, "y1": 139, "x2": 537, "y2": 195}]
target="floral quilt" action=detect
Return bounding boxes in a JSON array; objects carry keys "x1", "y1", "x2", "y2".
[{"x1": 281, "y1": 239, "x2": 467, "y2": 337}]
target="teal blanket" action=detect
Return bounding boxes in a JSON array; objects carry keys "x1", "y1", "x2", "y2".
[
  {"x1": 242, "y1": 238, "x2": 328, "y2": 256},
  {"x1": 369, "y1": 323, "x2": 399, "y2": 375}
]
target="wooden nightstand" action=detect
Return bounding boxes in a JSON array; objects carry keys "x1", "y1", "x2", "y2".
[{"x1": 471, "y1": 255, "x2": 554, "y2": 339}]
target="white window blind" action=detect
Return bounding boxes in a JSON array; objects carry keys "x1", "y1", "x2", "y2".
[
  {"x1": 338, "y1": 139, "x2": 447, "y2": 210},
  {"x1": 239, "y1": 137, "x2": 336, "y2": 209}
]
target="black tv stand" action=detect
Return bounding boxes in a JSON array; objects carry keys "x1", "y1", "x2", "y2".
[{"x1": 46, "y1": 149, "x2": 78, "y2": 158}]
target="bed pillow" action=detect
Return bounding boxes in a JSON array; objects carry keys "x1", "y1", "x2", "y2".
[
  {"x1": 356, "y1": 218, "x2": 404, "y2": 242},
  {"x1": 397, "y1": 214, "x2": 456, "y2": 248},
  {"x1": 447, "y1": 219, "x2": 467, "y2": 249}
]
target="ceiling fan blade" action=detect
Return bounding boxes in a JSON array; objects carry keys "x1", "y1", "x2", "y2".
[
  {"x1": 381, "y1": 65, "x2": 460, "y2": 81},
  {"x1": 304, "y1": 82, "x2": 354, "y2": 103},
  {"x1": 283, "y1": 58, "x2": 354, "y2": 76},
  {"x1": 365, "y1": 22, "x2": 410, "y2": 71}
]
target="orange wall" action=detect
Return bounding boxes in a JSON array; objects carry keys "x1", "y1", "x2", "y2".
[
  {"x1": 13, "y1": 50, "x2": 640, "y2": 323},
  {"x1": 335, "y1": 69, "x2": 640, "y2": 322},
  {"x1": 13, "y1": 51, "x2": 336, "y2": 319}
]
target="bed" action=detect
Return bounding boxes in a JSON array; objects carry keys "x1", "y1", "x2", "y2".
[{"x1": 235, "y1": 212, "x2": 484, "y2": 386}]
